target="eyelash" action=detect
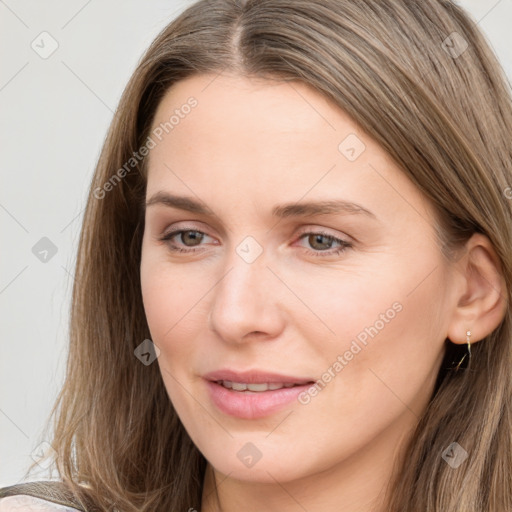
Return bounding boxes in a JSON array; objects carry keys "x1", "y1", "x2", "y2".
[{"x1": 158, "y1": 228, "x2": 352, "y2": 258}]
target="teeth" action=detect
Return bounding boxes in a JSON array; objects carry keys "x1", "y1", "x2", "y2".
[
  {"x1": 231, "y1": 381, "x2": 247, "y2": 391},
  {"x1": 218, "y1": 380, "x2": 301, "y2": 392}
]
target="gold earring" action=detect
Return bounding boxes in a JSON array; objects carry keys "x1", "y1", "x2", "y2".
[{"x1": 454, "y1": 330, "x2": 472, "y2": 371}]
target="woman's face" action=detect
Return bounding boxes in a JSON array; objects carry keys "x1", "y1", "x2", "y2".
[{"x1": 140, "y1": 73, "x2": 456, "y2": 483}]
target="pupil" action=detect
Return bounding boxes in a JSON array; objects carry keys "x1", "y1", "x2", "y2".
[
  {"x1": 310, "y1": 234, "x2": 332, "y2": 250},
  {"x1": 183, "y1": 231, "x2": 203, "y2": 246}
]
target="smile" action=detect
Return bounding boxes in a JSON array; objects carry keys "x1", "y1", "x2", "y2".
[
  {"x1": 205, "y1": 380, "x2": 316, "y2": 419},
  {"x1": 217, "y1": 380, "x2": 305, "y2": 392}
]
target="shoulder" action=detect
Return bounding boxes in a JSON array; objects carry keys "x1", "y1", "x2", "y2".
[
  {"x1": 0, "y1": 481, "x2": 87, "y2": 512},
  {"x1": 0, "y1": 494, "x2": 81, "y2": 511}
]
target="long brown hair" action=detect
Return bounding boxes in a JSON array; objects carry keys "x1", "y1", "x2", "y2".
[{"x1": 28, "y1": 1, "x2": 512, "y2": 510}]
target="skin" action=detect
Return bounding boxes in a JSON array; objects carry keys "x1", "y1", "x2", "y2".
[{"x1": 140, "y1": 73, "x2": 506, "y2": 512}]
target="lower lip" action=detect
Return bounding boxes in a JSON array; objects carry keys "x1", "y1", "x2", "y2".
[{"x1": 205, "y1": 380, "x2": 314, "y2": 419}]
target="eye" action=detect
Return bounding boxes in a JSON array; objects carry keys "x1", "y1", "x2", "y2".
[
  {"x1": 295, "y1": 230, "x2": 353, "y2": 258},
  {"x1": 158, "y1": 228, "x2": 214, "y2": 253},
  {"x1": 158, "y1": 227, "x2": 352, "y2": 257}
]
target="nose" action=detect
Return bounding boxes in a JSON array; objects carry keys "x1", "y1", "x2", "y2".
[{"x1": 207, "y1": 246, "x2": 285, "y2": 345}]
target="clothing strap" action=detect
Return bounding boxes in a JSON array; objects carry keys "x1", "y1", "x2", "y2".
[{"x1": 0, "y1": 481, "x2": 95, "y2": 511}]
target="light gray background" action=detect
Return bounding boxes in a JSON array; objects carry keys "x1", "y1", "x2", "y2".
[{"x1": 1, "y1": 0, "x2": 511, "y2": 486}]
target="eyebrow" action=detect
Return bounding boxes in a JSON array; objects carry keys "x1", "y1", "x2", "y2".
[{"x1": 144, "y1": 192, "x2": 377, "y2": 219}]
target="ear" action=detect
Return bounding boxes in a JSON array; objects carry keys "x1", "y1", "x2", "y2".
[{"x1": 446, "y1": 233, "x2": 508, "y2": 345}]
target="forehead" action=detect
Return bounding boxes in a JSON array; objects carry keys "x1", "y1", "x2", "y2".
[
  {"x1": 151, "y1": 73, "x2": 343, "y2": 133},
  {"x1": 147, "y1": 73, "x2": 352, "y2": 175},
  {"x1": 145, "y1": 73, "x2": 436, "y2": 230}
]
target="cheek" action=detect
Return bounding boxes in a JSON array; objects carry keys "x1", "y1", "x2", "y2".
[
  {"x1": 140, "y1": 254, "x2": 216, "y2": 381},
  {"x1": 141, "y1": 242, "x2": 196, "y2": 335},
  {"x1": 300, "y1": 252, "x2": 447, "y2": 417},
  {"x1": 141, "y1": 260, "x2": 170, "y2": 340},
  {"x1": 142, "y1": 276, "x2": 197, "y2": 348},
  {"x1": 140, "y1": 260, "x2": 203, "y2": 406},
  {"x1": 280, "y1": 261, "x2": 401, "y2": 352},
  {"x1": 325, "y1": 273, "x2": 446, "y2": 422}
]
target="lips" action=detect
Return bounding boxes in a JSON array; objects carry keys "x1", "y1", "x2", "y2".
[
  {"x1": 218, "y1": 381, "x2": 301, "y2": 392},
  {"x1": 202, "y1": 369, "x2": 317, "y2": 418},
  {"x1": 203, "y1": 368, "x2": 315, "y2": 385}
]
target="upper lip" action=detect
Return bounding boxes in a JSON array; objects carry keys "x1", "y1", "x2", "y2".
[{"x1": 203, "y1": 369, "x2": 316, "y2": 385}]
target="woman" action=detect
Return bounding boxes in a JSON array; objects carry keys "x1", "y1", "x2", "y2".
[{"x1": 1, "y1": 0, "x2": 511, "y2": 511}]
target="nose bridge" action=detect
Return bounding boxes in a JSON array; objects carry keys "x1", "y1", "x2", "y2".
[{"x1": 208, "y1": 236, "x2": 283, "y2": 341}]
